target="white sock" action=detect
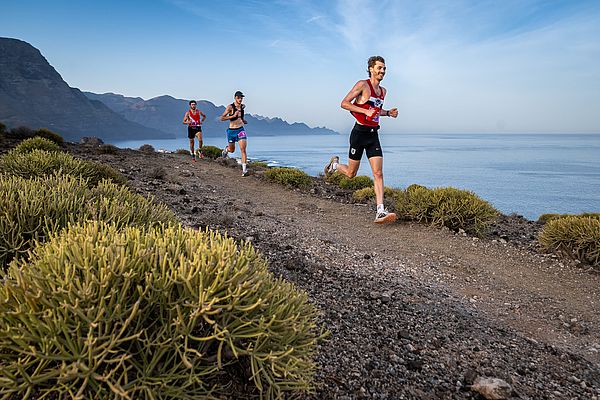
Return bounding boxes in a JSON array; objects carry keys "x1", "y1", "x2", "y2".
[
  {"x1": 242, "y1": 163, "x2": 247, "y2": 172},
  {"x1": 377, "y1": 204, "x2": 385, "y2": 213},
  {"x1": 332, "y1": 162, "x2": 338, "y2": 171}
]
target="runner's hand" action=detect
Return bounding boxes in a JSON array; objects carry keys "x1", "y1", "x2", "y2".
[
  {"x1": 388, "y1": 108, "x2": 398, "y2": 118},
  {"x1": 366, "y1": 108, "x2": 378, "y2": 119}
]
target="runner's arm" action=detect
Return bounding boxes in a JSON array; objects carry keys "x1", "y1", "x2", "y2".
[
  {"x1": 200, "y1": 111, "x2": 207, "y2": 122},
  {"x1": 220, "y1": 105, "x2": 236, "y2": 121},
  {"x1": 341, "y1": 81, "x2": 375, "y2": 117},
  {"x1": 182, "y1": 111, "x2": 190, "y2": 125}
]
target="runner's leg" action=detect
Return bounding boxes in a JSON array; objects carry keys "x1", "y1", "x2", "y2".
[
  {"x1": 368, "y1": 156, "x2": 384, "y2": 206},
  {"x1": 189, "y1": 138, "x2": 195, "y2": 156},
  {"x1": 239, "y1": 139, "x2": 248, "y2": 174},
  {"x1": 196, "y1": 132, "x2": 203, "y2": 156},
  {"x1": 337, "y1": 159, "x2": 361, "y2": 178}
]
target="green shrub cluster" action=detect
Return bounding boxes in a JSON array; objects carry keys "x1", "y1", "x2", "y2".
[
  {"x1": 396, "y1": 185, "x2": 499, "y2": 236},
  {"x1": 0, "y1": 222, "x2": 322, "y2": 399},
  {"x1": 13, "y1": 137, "x2": 61, "y2": 154},
  {"x1": 97, "y1": 143, "x2": 119, "y2": 154},
  {"x1": 0, "y1": 149, "x2": 127, "y2": 187},
  {"x1": 0, "y1": 121, "x2": 5, "y2": 134},
  {"x1": 325, "y1": 172, "x2": 373, "y2": 191},
  {"x1": 7, "y1": 126, "x2": 35, "y2": 139},
  {"x1": 0, "y1": 174, "x2": 177, "y2": 268},
  {"x1": 139, "y1": 143, "x2": 155, "y2": 153},
  {"x1": 175, "y1": 148, "x2": 190, "y2": 155},
  {"x1": 34, "y1": 128, "x2": 64, "y2": 145},
  {"x1": 539, "y1": 216, "x2": 600, "y2": 268},
  {"x1": 250, "y1": 160, "x2": 269, "y2": 168},
  {"x1": 352, "y1": 186, "x2": 400, "y2": 203},
  {"x1": 263, "y1": 167, "x2": 312, "y2": 188},
  {"x1": 538, "y1": 212, "x2": 600, "y2": 224},
  {"x1": 200, "y1": 145, "x2": 223, "y2": 159}
]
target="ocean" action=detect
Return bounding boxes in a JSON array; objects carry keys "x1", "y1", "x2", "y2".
[{"x1": 112, "y1": 133, "x2": 600, "y2": 221}]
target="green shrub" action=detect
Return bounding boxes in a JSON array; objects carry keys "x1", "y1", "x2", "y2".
[
  {"x1": 250, "y1": 160, "x2": 269, "y2": 168},
  {"x1": 200, "y1": 145, "x2": 223, "y2": 159},
  {"x1": 0, "y1": 121, "x2": 6, "y2": 134},
  {"x1": 13, "y1": 137, "x2": 61, "y2": 154},
  {"x1": 0, "y1": 222, "x2": 323, "y2": 399},
  {"x1": 34, "y1": 128, "x2": 64, "y2": 145},
  {"x1": 0, "y1": 174, "x2": 176, "y2": 268},
  {"x1": 338, "y1": 175, "x2": 373, "y2": 190},
  {"x1": 8, "y1": 126, "x2": 35, "y2": 139},
  {"x1": 396, "y1": 185, "x2": 498, "y2": 236},
  {"x1": 0, "y1": 149, "x2": 127, "y2": 187},
  {"x1": 263, "y1": 167, "x2": 312, "y2": 188},
  {"x1": 539, "y1": 216, "x2": 600, "y2": 268},
  {"x1": 324, "y1": 171, "x2": 347, "y2": 186},
  {"x1": 175, "y1": 148, "x2": 190, "y2": 155},
  {"x1": 139, "y1": 143, "x2": 155, "y2": 153},
  {"x1": 352, "y1": 186, "x2": 399, "y2": 203},
  {"x1": 97, "y1": 143, "x2": 119, "y2": 154},
  {"x1": 538, "y1": 212, "x2": 600, "y2": 224}
]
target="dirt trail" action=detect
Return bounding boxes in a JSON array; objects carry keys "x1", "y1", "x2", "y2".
[{"x1": 72, "y1": 146, "x2": 600, "y2": 399}]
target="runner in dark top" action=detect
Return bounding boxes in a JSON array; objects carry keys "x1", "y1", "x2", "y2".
[
  {"x1": 220, "y1": 91, "x2": 249, "y2": 176},
  {"x1": 182, "y1": 100, "x2": 206, "y2": 161},
  {"x1": 324, "y1": 56, "x2": 399, "y2": 224}
]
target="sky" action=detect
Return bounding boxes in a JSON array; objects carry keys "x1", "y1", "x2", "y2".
[{"x1": 2, "y1": 0, "x2": 599, "y2": 134}]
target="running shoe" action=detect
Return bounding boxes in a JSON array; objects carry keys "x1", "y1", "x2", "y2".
[
  {"x1": 242, "y1": 170, "x2": 249, "y2": 177},
  {"x1": 221, "y1": 148, "x2": 228, "y2": 158},
  {"x1": 324, "y1": 156, "x2": 339, "y2": 176},
  {"x1": 374, "y1": 209, "x2": 397, "y2": 224}
]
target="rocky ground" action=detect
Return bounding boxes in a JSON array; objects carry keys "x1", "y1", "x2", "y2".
[{"x1": 6, "y1": 138, "x2": 600, "y2": 399}]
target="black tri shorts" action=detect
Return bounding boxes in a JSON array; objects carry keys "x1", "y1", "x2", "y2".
[
  {"x1": 348, "y1": 123, "x2": 382, "y2": 161},
  {"x1": 187, "y1": 125, "x2": 202, "y2": 139}
]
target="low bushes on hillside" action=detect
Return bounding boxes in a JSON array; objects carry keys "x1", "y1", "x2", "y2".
[
  {"x1": 7, "y1": 126, "x2": 35, "y2": 140},
  {"x1": 250, "y1": 160, "x2": 269, "y2": 168},
  {"x1": 0, "y1": 174, "x2": 176, "y2": 268},
  {"x1": 0, "y1": 122, "x2": 5, "y2": 135},
  {"x1": 0, "y1": 221, "x2": 323, "y2": 399},
  {"x1": 538, "y1": 213, "x2": 600, "y2": 224},
  {"x1": 263, "y1": 167, "x2": 312, "y2": 188},
  {"x1": 139, "y1": 143, "x2": 155, "y2": 153},
  {"x1": 396, "y1": 185, "x2": 499, "y2": 236},
  {"x1": 0, "y1": 149, "x2": 127, "y2": 187},
  {"x1": 13, "y1": 137, "x2": 61, "y2": 153},
  {"x1": 352, "y1": 186, "x2": 400, "y2": 203},
  {"x1": 34, "y1": 128, "x2": 64, "y2": 145},
  {"x1": 200, "y1": 145, "x2": 223, "y2": 159},
  {"x1": 97, "y1": 143, "x2": 119, "y2": 154},
  {"x1": 325, "y1": 172, "x2": 374, "y2": 191},
  {"x1": 175, "y1": 148, "x2": 190, "y2": 155},
  {"x1": 539, "y1": 216, "x2": 600, "y2": 268}
]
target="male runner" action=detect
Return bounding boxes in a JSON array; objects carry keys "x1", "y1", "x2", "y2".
[
  {"x1": 182, "y1": 100, "x2": 206, "y2": 161},
  {"x1": 220, "y1": 91, "x2": 249, "y2": 176},
  {"x1": 325, "y1": 56, "x2": 399, "y2": 224}
]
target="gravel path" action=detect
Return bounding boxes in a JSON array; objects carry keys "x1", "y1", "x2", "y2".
[{"x1": 67, "y1": 145, "x2": 600, "y2": 399}]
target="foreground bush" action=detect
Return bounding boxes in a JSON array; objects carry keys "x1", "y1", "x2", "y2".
[
  {"x1": 325, "y1": 172, "x2": 374, "y2": 191},
  {"x1": 250, "y1": 160, "x2": 269, "y2": 168},
  {"x1": 0, "y1": 174, "x2": 176, "y2": 268},
  {"x1": 263, "y1": 167, "x2": 312, "y2": 188},
  {"x1": 0, "y1": 149, "x2": 127, "y2": 186},
  {"x1": 13, "y1": 137, "x2": 61, "y2": 154},
  {"x1": 200, "y1": 145, "x2": 223, "y2": 159},
  {"x1": 0, "y1": 222, "x2": 322, "y2": 399},
  {"x1": 175, "y1": 148, "x2": 190, "y2": 155},
  {"x1": 139, "y1": 143, "x2": 155, "y2": 153},
  {"x1": 539, "y1": 216, "x2": 600, "y2": 268},
  {"x1": 538, "y1": 213, "x2": 600, "y2": 224},
  {"x1": 34, "y1": 128, "x2": 64, "y2": 145},
  {"x1": 397, "y1": 185, "x2": 499, "y2": 236},
  {"x1": 7, "y1": 126, "x2": 35, "y2": 140},
  {"x1": 97, "y1": 143, "x2": 119, "y2": 154}
]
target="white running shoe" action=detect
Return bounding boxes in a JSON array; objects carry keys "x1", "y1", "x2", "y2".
[
  {"x1": 374, "y1": 209, "x2": 397, "y2": 224},
  {"x1": 324, "y1": 156, "x2": 339, "y2": 176},
  {"x1": 221, "y1": 148, "x2": 228, "y2": 158}
]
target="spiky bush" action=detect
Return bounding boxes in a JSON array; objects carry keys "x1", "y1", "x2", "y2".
[
  {"x1": 8, "y1": 126, "x2": 35, "y2": 140},
  {"x1": 251, "y1": 161, "x2": 269, "y2": 168},
  {"x1": 175, "y1": 148, "x2": 190, "y2": 155},
  {"x1": 34, "y1": 128, "x2": 64, "y2": 145},
  {"x1": 139, "y1": 143, "x2": 155, "y2": 153},
  {"x1": 200, "y1": 145, "x2": 223, "y2": 159},
  {"x1": 539, "y1": 216, "x2": 600, "y2": 268},
  {"x1": 0, "y1": 174, "x2": 176, "y2": 268},
  {"x1": 324, "y1": 171, "x2": 347, "y2": 186},
  {"x1": 352, "y1": 186, "x2": 399, "y2": 203},
  {"x1": 263, "y1": 167, "x2": 312, "y2": 189},
  {"x1": 396, "y1": 185, "x2": 498, "y2": 236},
  {"x1": 338, "y1": 175, "x2": 373, "y2": 190},
  {"x1": 13, "y1": 137, "x2": 61, "y2": 154},
  {"x1": 538, "y1": 213, "x2": 600, "y2": 224},
  {"x1": 97, "y1": 143, "x2": 119, "y2": 154},
  {"x1": 0, "y1": 222, "x2": 323, "y2": 399},
  {"x1": 0, "y1": 149, "x2": 127, "y2": 187}
]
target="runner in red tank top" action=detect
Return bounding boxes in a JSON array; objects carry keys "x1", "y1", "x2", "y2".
[
  {"x1": 324, "y1": 56, "x2": 399, "y2": 224},
  {"x1": 182, "y1": 100, "x2": 206, "y2": 161}
]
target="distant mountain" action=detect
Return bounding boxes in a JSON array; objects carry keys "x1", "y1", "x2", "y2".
[
  {"x1": 83, "y1": 92, "x2": 339, "y2": 137},
  {"x1": 0, "y1": 37, "x2": 172, "y2": 141}
]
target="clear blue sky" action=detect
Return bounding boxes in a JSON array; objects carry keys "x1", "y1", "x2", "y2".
[{"x1": 2, "y1": 0, "x2": 599, "y2": 133}]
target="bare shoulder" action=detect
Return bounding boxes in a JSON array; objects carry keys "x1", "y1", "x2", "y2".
[{"x1": 381, "y1": 85, "x2": 387, "y2": 95}]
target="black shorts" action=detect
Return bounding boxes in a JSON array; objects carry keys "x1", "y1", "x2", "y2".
[
  {"x1": 187, "y1": 126, "x2": 202, "y2": 139},
  {"x1": 348, "y1": 123, "x2": 382, "y2": 160}
]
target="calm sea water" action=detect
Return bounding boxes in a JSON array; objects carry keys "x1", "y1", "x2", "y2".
[{"x1": 113, "y1": 133, "x2": 600, "y2": 220}]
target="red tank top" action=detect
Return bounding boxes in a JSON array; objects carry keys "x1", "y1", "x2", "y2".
[
  {"x1": 189, "y1": 109, "x2": 200, "y2": 126},
  {"x1": 351, "y1": 80, "x2": 385, "y2": 127}
]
